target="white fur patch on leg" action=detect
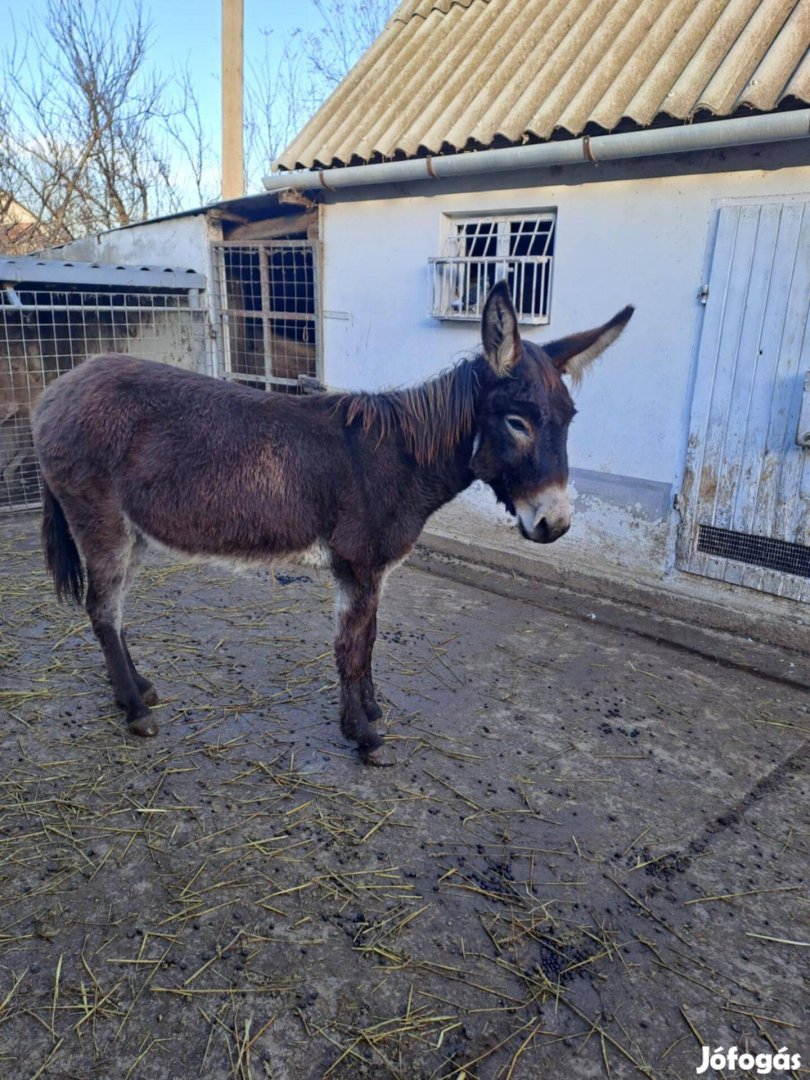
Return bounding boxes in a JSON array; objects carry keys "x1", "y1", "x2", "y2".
[
  {"x1": 334, "y1": 580, "x2": 352, "y2": 626},
  {"x1": 294, "y1": 541, "x2": 331, "y2": 570}
]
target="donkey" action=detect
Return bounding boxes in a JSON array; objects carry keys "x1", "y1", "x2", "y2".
[{"x1": 33, "y1": 283, "x2": 632, "y2": 764}]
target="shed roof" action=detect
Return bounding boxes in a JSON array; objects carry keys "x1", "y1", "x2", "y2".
[
  {"x1": 276, "y1": 0, "x2": 810, "y2": 171},
  {"x1": 0, "y1": 256, "x2": 205, "y2": 291}
]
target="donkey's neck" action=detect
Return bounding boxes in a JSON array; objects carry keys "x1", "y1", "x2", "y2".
[{"x1": 341, "y1": 357, "x2": 484, "y2": 473}]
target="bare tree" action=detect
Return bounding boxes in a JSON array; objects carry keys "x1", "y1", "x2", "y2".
[
  {"x1": 0, "y1": 0, "x2": 398, "y2": 253},
  {"x1": 0, "y1": 0, "x2": 194, "y2": 252},
  {"x1": 304, "y1": 0, "x2": 395, "y2": 89},
  {"x1": 244, "y1": 31, "x2": 310, "y2": 189},
  {"x1": 164, "y1": 66, "x2": 219, "y2": 211}
]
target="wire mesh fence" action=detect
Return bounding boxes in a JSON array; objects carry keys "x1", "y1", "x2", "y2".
[
  {"x1": 211, "y1": 241, "x2": 320, "y2": 392},
  {"x1": 0, "y1": 288, "x2": 208, "y2": 510}
]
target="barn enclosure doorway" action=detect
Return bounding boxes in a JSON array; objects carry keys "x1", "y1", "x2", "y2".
[
  {"x1": 210, "y1": 240, "x2": 321, "y2": 392},
  {"x1": 0, "y1": 259, "x2": 207, "y2": 511},
  {"x1": 677, "y1": 197, "x2": 810, "y2": 602}
]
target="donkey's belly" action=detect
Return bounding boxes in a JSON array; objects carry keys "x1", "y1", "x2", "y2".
[
  {"x1": 120, "y1": 461, "x2": 325, "y2": 565},
  {"x1": 133, "y1": 520, "x2": 330, "y2": 577},
  {"x1": 291, "y1": 541, "x2": 332, "y2": 569}
]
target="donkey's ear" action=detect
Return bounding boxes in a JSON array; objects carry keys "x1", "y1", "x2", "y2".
[
  {"x1": 481, "y1": 281, "x2": 522, "y2": 376},
  {"x1": 544, "y1": 305, "x2": 634, "y2": 387}
]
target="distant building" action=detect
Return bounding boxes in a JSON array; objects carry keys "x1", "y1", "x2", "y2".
[{"x1": 0, "y1": 195, "x2": 40, "y2": 253}]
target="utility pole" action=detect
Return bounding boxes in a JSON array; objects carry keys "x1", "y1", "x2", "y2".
[{"x1": 221, "y1": 0, "x2": 244, "y2": 199}]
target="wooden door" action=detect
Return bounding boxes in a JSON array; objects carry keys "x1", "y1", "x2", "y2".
[{"x1": 677, "y1": 199, "x2": 810, "y2": 601}]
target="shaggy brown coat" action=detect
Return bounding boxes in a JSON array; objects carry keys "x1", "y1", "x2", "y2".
[{"x1": 33, "y1": 283, "x2": 632, "y2": 763}]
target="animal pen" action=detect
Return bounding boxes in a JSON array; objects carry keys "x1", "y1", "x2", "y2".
[
  {"x1": 209, "y1": 240, "x2": 321, "y2": 392},
  {"x1": 0, "y1": 258, "x2": 208, "y2": 511},
  {"x1": 0, "y1": 242, "x2": 322, "y2": 512}
]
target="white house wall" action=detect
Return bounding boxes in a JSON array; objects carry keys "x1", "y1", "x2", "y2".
[
  {"x1": 319, "y1": 150, "x2": 810, "y2": 575},
  {"x1": 52, "y1": 214, "x2": 212, "y2": 276}
]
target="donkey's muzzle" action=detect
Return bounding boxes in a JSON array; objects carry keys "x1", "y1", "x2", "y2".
[
  {"x1": 515, "y1": 487, "x2": 571, "y2": 544},
  {"x1": 518, "y1": 517, "x2": 571, "y2": 544}
]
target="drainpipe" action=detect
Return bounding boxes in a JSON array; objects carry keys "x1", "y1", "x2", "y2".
[{"x1": 262, "y1": 110, "x2": 810, "y2": 193}]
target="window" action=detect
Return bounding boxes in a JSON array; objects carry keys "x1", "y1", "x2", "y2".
[
  {"x1": 430, "y1": 212, "x2": 556, "y2": 324},
  {"x1": 211, "y1": 241, "x2": 320, "y2": 393}
]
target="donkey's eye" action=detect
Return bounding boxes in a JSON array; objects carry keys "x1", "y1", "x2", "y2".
[{"x1": 505, "y1": 415, "x2": 531, "y2": 437}]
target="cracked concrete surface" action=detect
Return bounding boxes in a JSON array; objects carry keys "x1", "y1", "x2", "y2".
[{"x1": 0, "y1": 513, "x2": 807, "y2": 1079}]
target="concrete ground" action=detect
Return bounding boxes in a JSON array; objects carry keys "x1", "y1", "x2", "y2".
[
  {"x1": 0, "y1": 513, "x2": 807, "y2": 1080},
  {"x1": 422, "y1": 498, "x2": 810, "y2": 660}
]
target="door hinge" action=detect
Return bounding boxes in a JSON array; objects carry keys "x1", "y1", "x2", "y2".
[
  {"x1": 698, "y1": 284, "x2": 709, "y2": 305},
  {"x1": 797, "y1": 371, "x2": 810, "y2": 448}
]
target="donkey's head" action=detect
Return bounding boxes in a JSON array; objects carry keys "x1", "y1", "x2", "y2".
[{"x1": 470, "y1": 282, "x2": 633, "y2": 543}]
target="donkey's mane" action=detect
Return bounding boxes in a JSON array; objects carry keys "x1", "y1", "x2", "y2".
[{"x1": 339, "y1": 357, "x2": 483, "y2": 467}]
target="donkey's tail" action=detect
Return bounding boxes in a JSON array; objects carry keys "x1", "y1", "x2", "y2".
[{"x1": 42, "y1": 484, "x2": 85, "y2": 605}]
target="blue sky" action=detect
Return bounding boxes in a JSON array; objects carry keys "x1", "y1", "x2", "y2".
[
  {"x1": 141, "y1": 0, "x2": 327, "y2": 179},
  {"x1": 0, "y1": 1, "x2": 321, "y2": 99},
  {"x1": 137, "y1": 0, "x2": 320, "y2": 111},
  {"x1": 0, "y1": 0, "x2": 354, "y2": 200}
]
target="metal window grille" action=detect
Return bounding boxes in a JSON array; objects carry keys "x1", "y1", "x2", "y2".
[
  {"x1": 0, "y1": 287, "x2": 207, "y2": 511},
  {"x1": 430, "y1": 214, "x2": 556, "y2": 323},
  {"x1": 697, "y1": 525, "x2": 810, "y2": 579},
  {"x1": 211, "y1": 241, "x2": 320, "y2": 392}
]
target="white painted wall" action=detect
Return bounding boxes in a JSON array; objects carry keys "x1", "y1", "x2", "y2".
[
  {"x1": 319, "y1": 152, "x2": 810, "y2": 575},
  {"x1": 53, "y1": 213, "x2": 211, "y2": 273}
]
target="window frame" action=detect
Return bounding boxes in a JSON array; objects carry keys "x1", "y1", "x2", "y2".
[{"x1": 429, "y1": 210, "x2": 557, "y2": 325}]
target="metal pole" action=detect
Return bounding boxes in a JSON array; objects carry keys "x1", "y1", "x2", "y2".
[{"x1": 222, "y1": 0, "x2": 244, "y2": 199}]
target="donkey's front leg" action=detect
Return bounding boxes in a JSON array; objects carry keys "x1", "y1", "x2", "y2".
[{"x1": 333, "y1": 566, "x2": 392, "y2": 766}]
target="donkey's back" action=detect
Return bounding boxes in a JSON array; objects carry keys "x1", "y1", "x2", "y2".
[{"x1": 34, "y1": 353, "x2": 345, "y2": 560}]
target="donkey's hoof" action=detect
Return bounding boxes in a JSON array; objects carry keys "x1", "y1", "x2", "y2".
[
  {"x1": 127, "y1": 712, "x2": 159, "y2": 738},
  {"x1": 360, "y1": 742, "x2": 396, "y2": 767}
]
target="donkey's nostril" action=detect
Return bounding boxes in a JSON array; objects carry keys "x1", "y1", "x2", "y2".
[
  {"x1": 515, "y1": 494, "x2": 571, "y2": 544},
  {"x1": 531, "y1": 516, "x2": 569, "y2": 544}
]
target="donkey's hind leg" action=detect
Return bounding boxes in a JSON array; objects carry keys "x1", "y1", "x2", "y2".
[
  {"x1": 120, "y1": 531, "x2": 158, "y2": 706},
  {"x1": 122, "y1": 632, "x2": 158, "y2": 706},
  {"x1": 83, "y1": 522, "x2": 157, "y2": 737}
]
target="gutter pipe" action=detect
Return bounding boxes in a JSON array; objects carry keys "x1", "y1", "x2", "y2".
[{"x1": 262, "y1": 110, "x2": 810, "y2": 193}]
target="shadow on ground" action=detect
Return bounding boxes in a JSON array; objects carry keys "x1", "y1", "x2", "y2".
[{"x1": 0, "y1": 514, "x2": 807, "y2": 1079}]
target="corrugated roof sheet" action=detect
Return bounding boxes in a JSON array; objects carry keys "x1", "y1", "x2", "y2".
[
  {"x1": 0, "y1": 257, "x2": 205, "y2": 290},
  {"x1": 276, "y1": 0, "x2": 810, "y2": 170}
]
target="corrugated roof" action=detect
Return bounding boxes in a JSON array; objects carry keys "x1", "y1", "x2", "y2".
[
  {"x1": 0, "y1": 257, "x2": 205, "y2": 290},
  {"x1": 276, "y1": 0, "x2": 810, "y2": 171}
]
